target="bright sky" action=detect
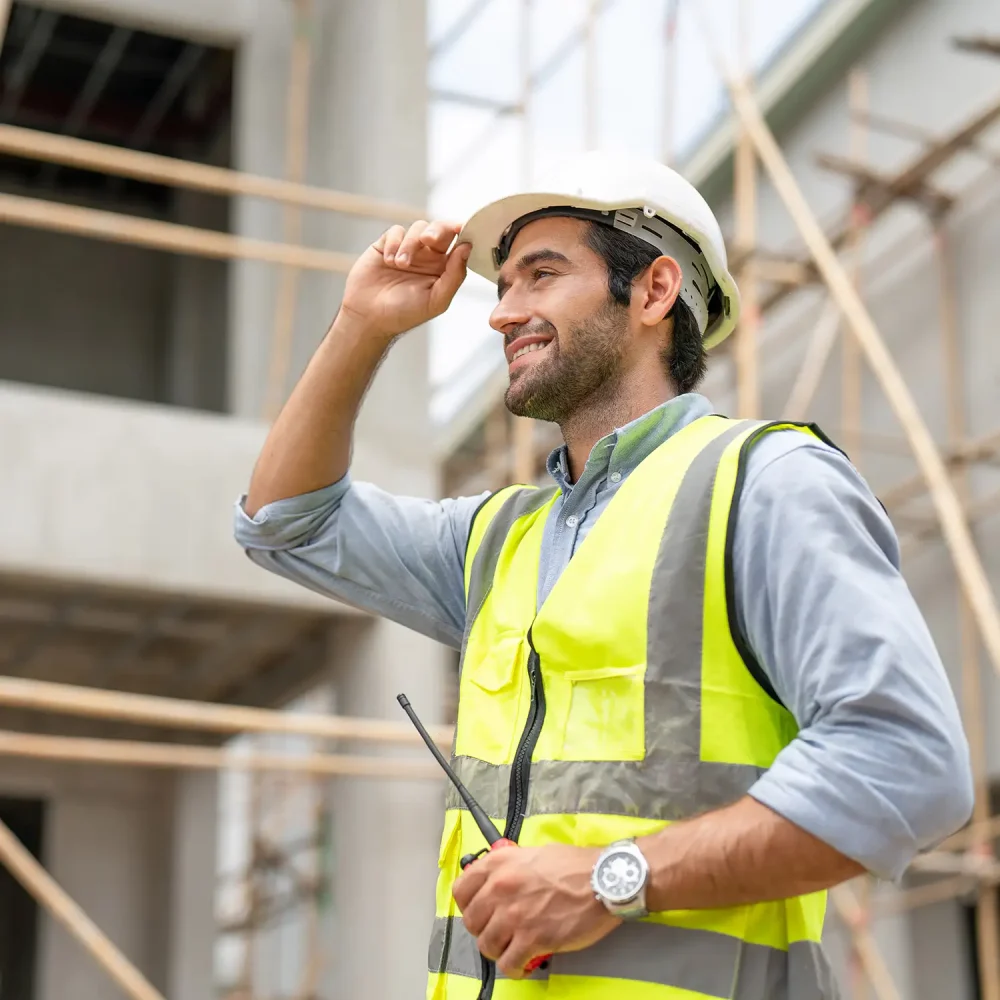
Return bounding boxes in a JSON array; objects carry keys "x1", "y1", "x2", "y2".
[{"x1": 426, "y1": 0, "x2": 829, "y2": 424}]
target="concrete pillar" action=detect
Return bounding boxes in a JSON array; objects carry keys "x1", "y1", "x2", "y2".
[
  {"x1": 328, "y1": 617, "x2": 449, "y2": 1000},
  {"x1": 167, "y1": 770, "x2": 219, "y2": 1000}
]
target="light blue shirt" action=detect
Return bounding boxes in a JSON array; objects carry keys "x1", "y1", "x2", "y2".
[{"x1": 234, "y1": 393, "x2": 972, "y2": 881}]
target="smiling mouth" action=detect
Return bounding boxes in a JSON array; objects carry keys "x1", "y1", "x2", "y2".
[{"x1": 510, "y1": 341, "x2": 551, "y2": 362}]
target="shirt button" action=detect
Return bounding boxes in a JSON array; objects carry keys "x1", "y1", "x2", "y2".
[
  {"x1": 566, "y1": 515, "x2": 579, "y2": 528},
  {"x1": 610, "y1": 471, "x2": 622, "y2": 483}
]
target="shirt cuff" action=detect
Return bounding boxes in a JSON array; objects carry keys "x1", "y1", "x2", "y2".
[
  {"x1": 233, "y1": 476, "x2": 352, "y2": 550},
  {"x1": 748, "y1": 748, "x2": 917, "y2": 883}
]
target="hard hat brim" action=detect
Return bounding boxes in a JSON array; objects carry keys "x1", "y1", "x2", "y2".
[{"x1": 458, "y1": 191, "x2": 741, "y2": 349}]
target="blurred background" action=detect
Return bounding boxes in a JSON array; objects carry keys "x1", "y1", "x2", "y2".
[{"x1": 0, "y1": 0, "x2": 997, "y2": 998}]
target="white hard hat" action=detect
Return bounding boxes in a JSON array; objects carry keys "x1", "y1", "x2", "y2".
[{"x1": 459, "y1": 149, "x2": 740, "y2": 349}]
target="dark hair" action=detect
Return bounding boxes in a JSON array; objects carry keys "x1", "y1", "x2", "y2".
[{"x1": 584, "y1": 222, "x2": 707, "y2": 395}]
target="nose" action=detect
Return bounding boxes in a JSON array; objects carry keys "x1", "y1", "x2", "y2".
[{"x1": 489, "y1": 288, "x2": 531, "y2": 335}]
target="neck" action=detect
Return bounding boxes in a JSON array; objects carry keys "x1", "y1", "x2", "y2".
[{"x1": 560, "y1": 374, "x2": 676, "y2": 482}]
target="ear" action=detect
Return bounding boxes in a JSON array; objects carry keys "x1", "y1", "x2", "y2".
[{"x1": 636, "y1": 256, "x2": 683, "y2": 329}]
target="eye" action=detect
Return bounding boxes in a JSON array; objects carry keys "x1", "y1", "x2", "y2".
[{"x1": 533, "y1": 268, "x2": 556, "y2": 281}]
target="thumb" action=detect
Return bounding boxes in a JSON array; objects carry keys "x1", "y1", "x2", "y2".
[{"x1": 429, "y1": 242, "x2": 472, "y2": 312}]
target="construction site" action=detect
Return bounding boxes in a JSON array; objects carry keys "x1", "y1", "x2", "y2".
[{"x1": 0, "y1": 0, "x2": 997, "y2": 997}]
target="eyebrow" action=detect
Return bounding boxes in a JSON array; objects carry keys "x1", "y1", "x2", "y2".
[{"x1": 497, "y1": 249, "x2": 571, "y2": 299}]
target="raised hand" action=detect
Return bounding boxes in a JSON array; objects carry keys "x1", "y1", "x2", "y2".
[{"x1": 340, "y1": 220, "x2": 472, "y2": 340}]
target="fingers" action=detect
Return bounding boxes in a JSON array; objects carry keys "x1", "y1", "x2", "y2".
[
  {"x1": 372, "y1": 224, "x2": 406, "y2": 263},
  {"x1": 452, "y1": 853, "x2": 492, "y2": 913},
  {"x1": 419, "y1": 220, "x2": 462, "y2": 253},
  {"x1": 497, "y1": 938, "x2": 539, "y2": 980},
  {"x1": 395, "y1": 219, "x2": 430, "y2": 265},
  {"x1": 375, "y1": 220, "x2": 462, "y2": 267},
  {"x1": 428, "y1": 241, "x2": 471, "y2": 312},
  {"x1": 476, "y1": 911, "x2": 515, "y2": 967}
]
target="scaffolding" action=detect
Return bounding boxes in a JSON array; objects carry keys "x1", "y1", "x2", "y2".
[{"x1": 0, "y1": 2, "x2": 996, "y2": 999}]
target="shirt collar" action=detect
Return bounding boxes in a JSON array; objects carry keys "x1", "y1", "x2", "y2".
[{"x1": 546, "y1": 393, "x2": 715, "y2": 494}]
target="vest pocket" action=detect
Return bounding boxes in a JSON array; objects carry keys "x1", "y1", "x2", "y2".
[
  {"x1": 455, "y1": 629, "x2": 528, "y2": 764},
  {"x1": 550, "y1": 664, "x2": 646, "y2": 761}
]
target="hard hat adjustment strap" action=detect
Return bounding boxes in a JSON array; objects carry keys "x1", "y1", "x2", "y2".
[{"x1": 493, "y1": 205, "x2": 716, "y2": 334}]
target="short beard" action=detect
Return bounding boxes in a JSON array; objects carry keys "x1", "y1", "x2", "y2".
[{"x1": 504, "y1": 298, "x2": 628, "y2": 424}]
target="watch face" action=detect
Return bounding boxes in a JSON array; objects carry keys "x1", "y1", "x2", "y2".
[{"x1": 595, "y1": 849, "x2": 644, "y2": 903}]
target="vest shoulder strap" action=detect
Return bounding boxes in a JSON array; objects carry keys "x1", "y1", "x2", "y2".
[
  {"x1": 464, "y1": 484, "x2": 559, "y2": 613},
  {"x1": 723, "y1": 419, "x2": 843, "y2": 706}
]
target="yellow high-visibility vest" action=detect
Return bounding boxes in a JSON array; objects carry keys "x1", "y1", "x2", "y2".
[{"x1": 428, "y1": 415, "x2": 838, "y2": 1000}]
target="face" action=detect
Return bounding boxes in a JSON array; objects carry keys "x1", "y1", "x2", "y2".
[{"x1": 490, "y1": 217, "x2": 631, "y2": 423}]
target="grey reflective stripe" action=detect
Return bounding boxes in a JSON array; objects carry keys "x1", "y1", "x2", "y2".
[
  {"x1": 445, "y1": 754, "x2": 761, "y2": 822},
  {"x1": 428, "y1": 916, "x2": 837, "y2": 999},
  {"x1": 644, "y1": 420, "x2": 751, "y2": 764},
  {"x1": 465, "y1": 485, "x2": 560, "y2": 624},
  {"x1": 458, "y1": 485, "x2": 560, "y2": 687}
]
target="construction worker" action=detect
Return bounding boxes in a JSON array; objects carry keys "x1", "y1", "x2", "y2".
[{"x1": 236, "y1": 150, "x2": 973, "y2": 999}]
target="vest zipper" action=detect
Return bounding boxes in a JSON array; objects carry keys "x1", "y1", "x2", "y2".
[{"x1": 477, "y1": 628, "x2": 546, "y2": 1000}]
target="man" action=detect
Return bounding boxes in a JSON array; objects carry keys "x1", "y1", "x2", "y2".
[{"x1": 236, "y1": 150, "x2": 972, "y2": 999}]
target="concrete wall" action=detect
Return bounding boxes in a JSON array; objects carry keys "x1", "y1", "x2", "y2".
[
  {"x1": 702, "y1": 0, "x2": 1000, "y2": 995},
  {"x1": 0, "y1": 379, "x2": 345, "y2": 610},
  {"x1": 1, "y1": 0, "x2": 444, "y2": 997}
]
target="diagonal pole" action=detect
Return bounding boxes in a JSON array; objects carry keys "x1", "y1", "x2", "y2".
[
  {"x1": 709, "y1": 35, "x2": 1000, "y2": 685},
  {"x1": 0, "y1": 817, "x2": 166, "y2": 1000}
]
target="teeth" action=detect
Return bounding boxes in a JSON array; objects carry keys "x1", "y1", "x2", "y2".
[{"x1": 511, "y1": 341, "x2": 549, "y2": 361}]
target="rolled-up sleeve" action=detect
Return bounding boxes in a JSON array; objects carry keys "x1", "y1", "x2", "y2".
[
  {"x1": 734, "y1": 434, "x2": 973, "y2": 881},
  {"x1": 234, "y1": 476, "x2": 490, "y2": 649}
]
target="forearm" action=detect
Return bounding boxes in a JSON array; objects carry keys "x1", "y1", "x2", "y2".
[
  {"x1": 638, "y1": 796, "x2": 863, "y2": 911},
  {"x1": 245, "y1": 311, "x2": 391, "y2": 517}
]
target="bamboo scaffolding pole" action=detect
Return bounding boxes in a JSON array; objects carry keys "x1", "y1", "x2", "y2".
[
  {"x1": 880, "y1": 429, "x2": 1000, "y2": 511},
  {"x1": 830, "y1": 885, "x2": 903, "y2": 1000},
  {"x1": 733, "y1": 0, "x2": 760, "y2": 419},
  {"x1": 0, "y1": 191, "x2": 357, "y2": 272},
  {"x1": 243, "y1": 763, "x2": 263, "y2": 1000},
  {"x1": 0, "y1": 676, "x2": 453, "y2": 746},
  {"x1": 843, "y1": 78, "x2": 872, "y2": 999},
  {"x1": 0, "y1": 729, "x2": 442, "y2": 779},
  {"x1": 709, "y1": 35, "x2": 1000, "y2": 691},
  {"x1": 486, "y1": 402, "x2": 510, "y2": 490},
  {"x1": 842, "y1": 70, "x2": 869, "y2": 469},
  {"x1": 781, "y1": 294, "x2": 841, "y2": 421},
  {"x1": 900, "y1": 487, "x2": 1000, "y2": 560},
  {"x1": 265, "y1": 0, "x2": 314, "y2": 421},
  {"x1": 0, "y1": 0, "x2": 11, "y2": 50},
  {"x1": 0, "y1": 815, "x2": 167, "y2": 1000},
  {"x1": 872, "y1": 875, "x2": 976, "y2": 918},
  {"x1": 945, "y1": 816, "x2": 1000, "y2": 854},
  {"x1": 936, "y1": 219, "x2": 1000, "y2": 1000},
  {"x1": 0, "y1": 124, "x2": 424, "y2": 223}
]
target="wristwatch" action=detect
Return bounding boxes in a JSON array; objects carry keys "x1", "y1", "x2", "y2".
[{"x1": 590, "y1": 839, "x2": 650, "y2": 919}]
